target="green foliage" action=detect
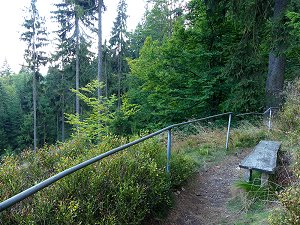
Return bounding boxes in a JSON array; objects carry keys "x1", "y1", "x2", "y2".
[
  {"x1": 66, "y1": 80, "x2": 139, "y2": 141},
  {"x1": 269, "y1": 159, "x2": 300, "y2": 225},
  {"x1": 285, "y1": 1, "x2": 300, "y2": 81},
  {"x1": 267, "y1": 78, "x2": 300, "y2": 224},
  {"x1": 0, "y1": 73, "x2": 31, "y2": 155},
  {"x1": 277, "y1": 79, "x2": 300, "y2": 137},
  {"x1": 269, "y1": 185, "x2": 300, "y2": 225},
  {"x1": 0, "y1": 133, "x2": 194, "y2": 224},
  {"x1": 127, "y1": 0, "x2": 273, "y2": 130}
]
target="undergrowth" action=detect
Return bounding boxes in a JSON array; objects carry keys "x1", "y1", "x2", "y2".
[
  {"x1": 0, "y1": 135, "x2": 195, "y2": 225},
  {"x1": 267, "y1": 79, "x2": 300, "y2": 225}
]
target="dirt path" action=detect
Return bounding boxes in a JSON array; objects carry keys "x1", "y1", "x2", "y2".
[{"x1": 158, "y1": 149, "x2": 251, "y2": 225}]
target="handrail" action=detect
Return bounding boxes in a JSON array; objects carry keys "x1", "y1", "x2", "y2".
[
  {"x1": 236, "y1": 107, "x2": 280, "y2": 131},
  {"x1": 236, "y1": 112, "x2": 263, "y2": 117},
  {"x1": 236, "y1": 107, "x2": 279, "y2": 117},
  {"x1": 0, "y1": 112, "x2": 232, "y2": 212},
  {"x1": 263, "y1": 107, "x2": 279, "y2": 115}
]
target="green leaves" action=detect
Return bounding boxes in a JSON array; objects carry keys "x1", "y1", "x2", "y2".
[{"x1": 65, "y1": 80, "x2": 139, "y2": 141}]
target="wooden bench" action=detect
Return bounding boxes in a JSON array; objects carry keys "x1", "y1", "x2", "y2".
[{"x1": 239, "y1": 140, "x2": 281, "y2": 187}]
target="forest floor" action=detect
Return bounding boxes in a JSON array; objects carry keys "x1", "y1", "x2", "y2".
[{"x1": 151, "y1": 148, "x2": 272, "y2": 225}]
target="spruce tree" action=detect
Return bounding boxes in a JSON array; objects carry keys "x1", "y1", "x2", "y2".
[
  {"x1": 0, "y1": 59, "x2": 12, "y2": 77},
  {"x1": 21, "y1": 0, "x2": 48, "y2": 151},
  {"x1": 52, "y1": 0, "x2": 97, "y2": 116},
  {"x1": 97, "y1": 0, "x2": 105, "y2": 99},
  {"x1": 110, "y1": 0, "x2": 128, "y2": 108}
]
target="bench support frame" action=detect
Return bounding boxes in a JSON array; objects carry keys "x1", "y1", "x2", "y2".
[
  {"x1": 243, "y1": 169, "x2": 270, "y2": 187},
  {"x1": 243, "y1": 169, "x2": 252, "y2": 182},
  {"x1": 261, "y1": 173, "x2": 269, "y2": 187}
]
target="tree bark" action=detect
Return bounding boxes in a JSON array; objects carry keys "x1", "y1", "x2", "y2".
[
  {"x1": 105, "y1": 50, "x2": 108, "y2": 97},
  {"x1": 118, "y1": 54, "x2": 122, "y2": 109},
  {"x1": 98, "y1": 0, "x2": 103, "y2": 100},
  {"x1": 61, "y1": 90, "x2": 65, "y2": 142},
  {"x1": 266, "y1": 0, "x2": 289, "y2": 107},
  {"x1": 117, "y1": 31, "x2": 122, "y2": 109},
  {"x1": 33, "y1": 71, "x2": 37, "y2": 152},
  {"x1": 75, "y1": 16, "x2": 80, "y2": 116},
  {"x1": 32, "y1": 6, "x2": 37, "y2": 152}
]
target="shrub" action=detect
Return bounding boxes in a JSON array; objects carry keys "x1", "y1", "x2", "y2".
[
  {"x1": 276, "y1": 79, "x2": 300, "y2": 142},
  {"x1": 0, "y1": 136, "x2": 194, "y2": 224},
  {"x1": 268, "y1": 79, "x2": 300, "y2": 224}
]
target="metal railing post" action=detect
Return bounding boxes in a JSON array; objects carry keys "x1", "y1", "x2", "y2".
[
  {"x1": 268, "y1": 108, "x2": 272, "y2": 131},
  {"x1": 166, "y1": 129, "x2": 172, "y2": 173},
  {"x1": 226, "y1": 112, "x2": 232, "y2": 150}
]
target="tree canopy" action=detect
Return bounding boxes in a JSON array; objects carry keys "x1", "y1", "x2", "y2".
[{"x1": 0, "y1": 0, "x2": 299, "y2": 154}]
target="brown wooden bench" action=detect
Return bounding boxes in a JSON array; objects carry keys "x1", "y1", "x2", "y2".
[{"x1": 239, "y1": 140, "x2": 281, "y2": 187}]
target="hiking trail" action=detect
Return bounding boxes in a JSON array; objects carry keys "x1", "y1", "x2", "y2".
[{"x1": 156, "y1": 149, "x2": 251, "y2": 225}]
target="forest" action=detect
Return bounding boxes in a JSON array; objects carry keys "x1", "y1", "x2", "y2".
[{"x1": 0, "y1": 0, "x2": 299, "y2": 155}]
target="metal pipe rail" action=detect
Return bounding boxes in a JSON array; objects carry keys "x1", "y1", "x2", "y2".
[
  {"x1": 236, "y1": 107, "x2": 279, "y2": 117},
  {"x1": 236, "y1": 112, "x2": 263, "y2": 117},
  {"x1": 236, "y1": 107, "x2": 279, "y2": 131},
  {"x1": 0, "y1": 112, "x2": 233, "y2": 212}
]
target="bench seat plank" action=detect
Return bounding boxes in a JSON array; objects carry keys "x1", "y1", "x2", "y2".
[{"x1": 239, "y1": 140, "x2": 281, "y2": 174}]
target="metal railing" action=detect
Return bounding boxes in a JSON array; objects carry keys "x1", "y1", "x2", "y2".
[
  {"x1": 236, "y1": 107, "x2": 279, "y2": 131},
  {"x1": 0, "y1": 112, "x2": 233, "y2": 212}
]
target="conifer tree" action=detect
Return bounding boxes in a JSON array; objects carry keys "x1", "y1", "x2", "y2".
[
  {"x1": 52, "y1": 0, "x2": 97, "y2": 116},
  {"x1": 97, "y1": 0, "x2": 105, "y2": 99},
  {"x1": 0, "y1": 59, "x2": 12, "y2": 77},
  {"x1": 110, "y1": 0, "x2": 128, "y2": 108},
  {"x1": 21, "y1": 0, "x2": 48, "y2": 151}
]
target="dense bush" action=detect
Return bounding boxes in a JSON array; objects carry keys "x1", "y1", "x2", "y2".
[
  {"x1": 277, "y1": 79, "x2": 300, "y2": 141},
  {"x1": 268, "y1": 79, "x2": 300, "y2": 224},
  {"x1": 0, "y1": 135, "x2": 194, "y2": 224}
]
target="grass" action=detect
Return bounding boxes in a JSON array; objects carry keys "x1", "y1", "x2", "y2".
[
  {"x1": 226, "y1": 175, "x2": 279, "y2": 225},
  {"x1": 227, "y1": 194, "x2": 271, "y2": 224},
  {"x1": 171, "y1": 126, "x2": 231, "y2": 170}
]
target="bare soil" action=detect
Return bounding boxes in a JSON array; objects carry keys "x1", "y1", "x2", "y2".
[{"x1": 154, "y1": 149, "x2": 251, "y2": 225}]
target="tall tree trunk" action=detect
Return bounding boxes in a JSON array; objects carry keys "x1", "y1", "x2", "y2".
[
  {"x1": 32, "y1": 8, "x2": 37, "y2": 152},
  {"x1": 266, "y1": 0, "x2": 289, "y2": 107},
  {"x1": 75, "y1": 16, "x2": 80, "y2": 116},
  {"x1": 117, "y1": 31, "x2": 122, "y2": 109},
  {"x1": 56, "y1": 113, "x2": 59, "y2": 141},
  {"x1": 61, "y1": 60, "x2": 65, "y2": 141},
  {"x1": 105, "y1": 51, "x2": 108, "y2": 97},
  {"x1": 118, "y1": 54, "x2": 121, "y2": 109},
  {"x1": 98, "y1": 0, "x2": 103, "y2": 100},
  {"x1": 61, "y1": 91, "x2": 65, "y2": 142},
  {"x1": 33, "y1": 71, "x2": 37, "y2": 152},
  {"x1": 43, "y1": 121, "x2": 46, "y2": 144}
]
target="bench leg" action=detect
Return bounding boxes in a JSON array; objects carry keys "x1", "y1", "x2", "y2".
[
  {"x1": 243, "y1": 169, "x2": 252, "y2": 182},
  {"x1": 261, "y1": 173, "x2": 269, "y2": 187}
]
